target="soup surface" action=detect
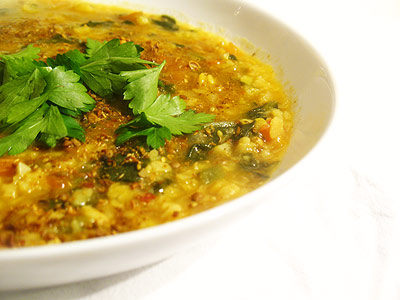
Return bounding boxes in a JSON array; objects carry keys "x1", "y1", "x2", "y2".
[{"x1": 0, "y1": 0, "x2": 293, "y2": 248}]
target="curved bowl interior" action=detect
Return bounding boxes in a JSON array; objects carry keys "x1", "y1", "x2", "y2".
[{"x1": 0, "y1": 0, "x2": 335, "y2": 290}]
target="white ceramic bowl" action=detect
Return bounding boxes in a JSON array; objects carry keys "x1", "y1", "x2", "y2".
[{"x1": 0, "y1": 0, "x2": 335, "y2": 290}]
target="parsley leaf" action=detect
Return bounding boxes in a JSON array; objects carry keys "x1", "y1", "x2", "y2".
[
  {"x1": 121, "y1": 61, "x2": 165, "y2": 114},
  {"x1": 0, "y1": 50, "x2": 95, "y2": 155},
  {"x1": 62, "y1": 114, "x2": 85, "y2": 142},
  {"x1": 80, "y1": 39, "x2": 153, "y2": 97},
  {"x1": 0, "y1": 63, "x2": 3, "y2": 84},
  {"x1": 115, "y1": 114, "x2": 172, "y2": 149},
  {"x1": 7, "y1": 94, "x2": 47, "y2": 124},
  {"x1": 116, "y1": 125, "x2": 172, "y2": 149},
  {"x1": 42, "y1": 105, "x2": 68, "y2": 137},
  {"x1": 45, "y1": 39, "x2": 151, "y2": 98},
  {"x1": 44, "y1": 66, "x2": 95, "y2": 113},
  {"x1": 146, "y1": 127, "x2": 172, "y2": 148},
  {"x1": 46, "y1": 49, "x2": 86, "y2": 76},
  {"x1": 85, "y1": 39, "x2": 143, "y2": 61},
  {"x1": 144, "y1": 94, "x2": 214, "y2": 134},
  {"x1": 119, "y1": 57, "x2": 214, "y2": 148},
  {"x1": 1, "y1": 44, "x2": 40, "y2": 61},
  {"x1": 117, "y1": 92, "x2": 214, "y2": 148},
  {"x1": 38, "y1": 105, "x2": 68, "y2": 147},
  {"x1": 0, "y1": 104, "x2": 47, "y2": 156},
  {"x1": 0, "y1": 68, "x2": 46, "y2": 123},
  {"x1": 0, "y1": 44, "x2": 40, "y2": 83},
  {"x1": 85, "y1": 38, "x2": 107, "y2": 58},
  {"x1": 149, "y1": 109, "x2": 215, "y2": 135}
]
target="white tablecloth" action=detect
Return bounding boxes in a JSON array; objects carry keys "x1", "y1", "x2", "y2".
[{"x1": 2, "y1": 0, "x2": 400, "y2": 299}]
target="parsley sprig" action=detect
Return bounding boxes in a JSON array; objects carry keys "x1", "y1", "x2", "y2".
[
  {"x1": 0, "y1": 39, "x2": 214, "y2": 156},
  {"x1": 115, "y1": 61, "x2": 214, "y2": 148},
  {"x1": 0, "y1": 47, "x2": 95, "y2": 155}
]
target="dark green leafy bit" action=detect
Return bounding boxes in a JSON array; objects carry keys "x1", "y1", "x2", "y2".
[
  {"x1": 38, "y1": 199, "x2": 66, "y2": 211},
  {"x1": 158, "y1": 80, "x2": 176, "y2": 94},
  {"x1": 189, "y1": 121, "x2": 236, "y2": 145},
  {"x1": 152, "y1": 15, "x2": 179, "y2": 31},
  {"x1": 228, "y1": 54, "x2": 237, "y2": 60},
  {"x1": 188, "y1": 121, "x2": 254, "y2": 146},
  {"x1": 72, "y1": 189, "x2": 100, "y2": 207},
  {"x1": 100, "y1": 154, "x2": 140, "y2": 182},
  {"x1": 46, "y1": 34, "x2": 79, "y2": 44},
  {"x1": 122, "y1": 20, "x2": 134, "y2": 25},
  {"x1": 239, "y1": 153, "x2": 277, "y2": 178},
  {"x1": 84, "y1": 20, "x2": 114, "y2": 27},
  {"x1": 187, "y1": 143, "x2": 213, "y2": 161},
  {"x1": 233, "y1": 122, "x2": 255, "y2": 140},
  {"x1": 152, "y1": 179, "x2": 172, "y2": 194},
  {"x1": 199, "y1": 165, "x2": 224, "y2": 184},
  {"x1": 186, "y1": 121, "x2": 258, "y2": 162},
  {"x1": 209, "y1": 122, "x2": 237, "y2": 143},
  {"x1": 186, "y1": 122, "x2": 236, "y2": 161},
  {"x1": 174, "y1": 43, "x2": 185, "y2": 48},
  {"x1": 246, "y1": 101, "x2": 278, "y2": 119}
]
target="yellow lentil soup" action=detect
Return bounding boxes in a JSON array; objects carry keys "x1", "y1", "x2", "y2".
[{"x1": 0, "y1": 0, "x2": 293, "y2": 248}]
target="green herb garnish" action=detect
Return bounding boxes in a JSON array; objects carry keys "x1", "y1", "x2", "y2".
[
  {"x1": 0, "y1": 39, "x2": 214, "y2": 156},
  {"x1": 0, "y1": 45, "x2": 95, "y2": 155},
  {"x1": 115, "y1": 60, "x2": 214, "y2": 148}
]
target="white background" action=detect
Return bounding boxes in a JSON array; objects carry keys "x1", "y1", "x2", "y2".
[{"x1": 2, "y1": 0, "x2": 400, "y2": 299}]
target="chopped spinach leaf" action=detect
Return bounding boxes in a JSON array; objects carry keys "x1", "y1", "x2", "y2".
[
  {"x1": 158, "y1": 80, "x2": 176, "y2": 94},
  {"x1": 122, "y1": 20, "x2": 134, "y2": 25},
  {"x1": 246, "y1": 101, "x2": 278, "y2": 119},
  {"x1": 152, "y1": 179, "x2": 172, "y2": 194},
  {"x1": 84, "y1": 20, "x2": 114, "y2": 27},
  {"x1": 199, "y1": 165, "x2": 224, "y2": 184},
  {"x1": 100, "y1": 154, "x2": 140, "y2": 182},
  {"x1": 239, "y1": 153, "x2": 277, "y2": 178},
  {"x1": 153, "y1": 15, "x2": 179, "y2": 31},
  {"x1": 232, "y1": 122, "x2": 255, "y2": 140},
  {"x1": 228, "y1": 54, "x2": 237, "y2": 60},
  {"x1": 38, "y1": 199, "x2": 66, "y2": 211},
  {"x1": 46, "y1": 34, "x2": 78, "y2": 44},
  {"x1": 187, "y1": 143, "x2": 213, "y2": 161}
]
